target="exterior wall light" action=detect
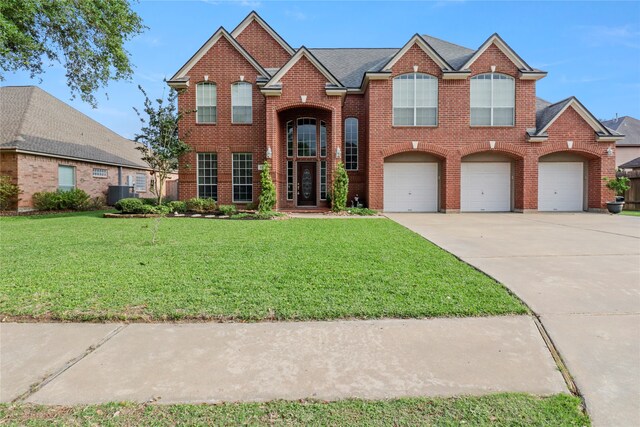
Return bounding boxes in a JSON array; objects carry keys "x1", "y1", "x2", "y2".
[
  {"x1": 606, "y1": 147, "x2": 614, "y2": 157},
  {"x1": 266, "y1": 146, "x2": 272, "y2": 159},
  {"x1": 336, "y1": 147, "x2": 341, "y2": 159}
]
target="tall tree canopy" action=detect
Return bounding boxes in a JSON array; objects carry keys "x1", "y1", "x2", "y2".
[{"x1": 0, "y1": 0, "x2": 145, "y2": 106}]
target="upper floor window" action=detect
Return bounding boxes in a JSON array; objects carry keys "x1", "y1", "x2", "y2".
[
  {"x1": 393, "y1": 73, "x2": 438, "y2": 126},
  {"x1": 470, "y1": 73, "x2": 515, "y2": 126},
  {"x1": 196, "y1": 82, "x2": 216, "y2": 124},
  {"x1": 297, "y1": 118, "x2": 317, "y2": 157},
  {"x1": 345, "y1": 118, "x2": 358, "y2": 171},
  {"x1": 232, "y1": 82, "x2": 252, "y2": 124}
]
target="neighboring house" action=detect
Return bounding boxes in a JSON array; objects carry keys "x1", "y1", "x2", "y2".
[
  {"x1": 168, "y1": 11, "x2": 623, "y2": 213},
  {"x1": 619, "y1": 157, "x2": 640, "y2": 171},
  {"x1": 0, "y1": 86, "x2": 159, "y2": 210},
  {"x1": 602, "y1": 116, "x2": 640, "y2": 168}
]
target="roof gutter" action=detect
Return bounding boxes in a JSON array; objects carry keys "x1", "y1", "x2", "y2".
[{"x1": 0, "y1": 148, "x2": 151, "y2": 170}]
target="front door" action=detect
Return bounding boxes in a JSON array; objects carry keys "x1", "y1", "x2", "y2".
[{"x1": 297, "y1": 162, "x2": 317, "y2": 206}]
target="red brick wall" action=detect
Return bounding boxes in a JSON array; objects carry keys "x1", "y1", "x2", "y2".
[
  {"x1": 234, "y1": 20, "x2": 291, "y2": 68},
  {"x1": 12, "y1": 153, "x2": 154, "y2": 210},
  {"x1": 177, "y1": 35, "x2": 267, "y2": 205}
]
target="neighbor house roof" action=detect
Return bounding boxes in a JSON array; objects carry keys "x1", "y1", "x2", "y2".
[
  {"x1": 602, "y1": 116, "x2": 640, "y2": 147},
  {"x1": 0, "y1": 86, "x2": 148, "y2": 169},
  {"x1": 619, "y1": 156, "x2": 640, "y2": 169}
]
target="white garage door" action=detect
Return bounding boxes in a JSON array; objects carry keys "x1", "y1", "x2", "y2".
[
  {"x1": 461, "y1": 162, "x2": 511, "y2": 212},
  {"x1": 384, "y1": 162, "x2": 438, "y2": 212},
  {"x1": 538, "y1": 162, "x2": 584, "y2": 211}
]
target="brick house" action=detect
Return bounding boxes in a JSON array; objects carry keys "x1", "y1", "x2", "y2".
[
  {"x1": 0, "y1": 86, "x2": 164, "y2": 210},
  {"x1": 602, "y1": 116, "x2": 640, "y2": 168},
  {"x1": 168, "y1": 11, "x2": 623, "y2": 212}
]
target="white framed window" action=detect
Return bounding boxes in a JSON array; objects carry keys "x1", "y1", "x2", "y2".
[
  {"x1": 231, "y1": 82, "x2": 252, "y2": 124},
  {"x1": 344, "y1": 118, "x2": 358, "y2": 171},
  {"x1": 320, "y1": 121, "x2": 327, "y2": 157},
  {"x1": 470, "y1": 73, "x2": 515, "y2": 126},
  {"x1": 297, "y1": 118, "x2": 317, "y2": 157},
  {"x1": 232, "y1": 153, "x2": 253, "y2": 202},
  {"x1": 393, "y1": 73, "x2": 438, "y2": 126},
  {"x1": 197, "y1": 153, "x2": 217, "y2": 200},
  {"x1": 286, "y1": 121, "x2": 293, "y2": 157},
  {"x1": 320, "y1": 161, "x2": 327, "y2": 200},
  {"x1": 135, "y1": 173, "x2": 147, "y2": 192},
  {"x1": 287, "y1": 160, "x2": 294, "y2": 200},
  {"x1": 92, "y1": 168, "x2": 108, "y2": 178},
  {"x1": 196, "y1": 82, "x2": 217, "y2": 124},
  {"x1": 58, "y1": 165, "x2": 75, "y2": 191}
]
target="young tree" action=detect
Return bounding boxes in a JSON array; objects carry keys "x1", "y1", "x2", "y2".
[
  {"x1": 258, "y1": 161, "x2": 277, "y2": 213},
  {"x1": 0, "y1": 0, "x2": 145, "y2": 107},
  {"x1": 134, "y1": 85, "x2": 190, "y2": 206}
]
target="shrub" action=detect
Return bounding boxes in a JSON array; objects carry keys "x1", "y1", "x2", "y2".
[
  {"x1": 230, "y1": 212, "x2": 252, "y2": 219},
  {"x1": 603, "y1": 175, "x2": 631, "y2": 197},
  {"x1": 185, "y1": 197, "x2": 217, "y2": 213},
  {"x1": 258, "y1": 161, "x2": 276, "y2": 213},
  {"x1": 114, "y1": 198, "x2": 145, "y2": 213},
  {"x1": 139, "y1": 197, "x2": 158, "y2": 206},
  {"x1": 218, "y1": 204, "x2": 237, "y2": 216},
  {"x1": 331, "y1": 162, "x2": 349, "y2": 212},
  {"x1": 255, "y1": 210, "x2": 284, "y2": 219},
  {"x1": 0, "y1": 176, "x2": 21, "y2": 210},
  {"x1": 346, "y1": 207, "x2": 377, "y2": 216},
  {"x1": 32, "y1": 189, "x2": 91, "y2": 211},
  {"x1": 167, "y1": 200, "x2": 186, "y2": 213}
]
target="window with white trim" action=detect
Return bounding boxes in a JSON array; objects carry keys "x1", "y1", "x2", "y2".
[
  {"x1": 58, "y1": 165, "x2": 75, "y2": 191},
  {"x1": 231, "y1": 82, "x2": 252, "y2": 124},
  {"x1": 135, "y1": 173, "x2": 147, "y2": 192},
  {"x1": 286, "y1": 121, "x2": 293, "y2": 157},
  {"x1": 287, "y1": 160, "x2": 294, "y2": 200},
  {"x1": 393, "y1": 73, "x2": 438, "y2": 126},
  {"x1": 232, "y1": 153, "x2": 253, "y2": 202},
  {"x1": 320, "y1": 121, "x2": 327, "y2": 157},
  {"x1": 297, "y1": 118, "x2": 317, "y2": 157},
  {"x1": 470, "y1": 73, "x2": 515, "y2": 126},
  {"x1": 196, "y1": 82, "x2": 216, "y2": 124},
  {"x1": 320, "y1": 161, "x2": 327, "y2": 200},
  {"x1": 197, "y1": 153, "x2": 217, "y2": 200},
  {"x1": 344, "y1": 118, "x2": 358, "y2": 171},
  {"x1": 92, "y1": 168, "x2": 108, "y2": 178}
]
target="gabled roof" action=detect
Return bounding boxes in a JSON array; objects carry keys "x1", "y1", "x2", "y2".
[
  {"x1": 619, "y1": 156, "x2": 640, "y2": 169},
  {"x1": 170, "y1": 27, "x2": 269, "y2": 83},
  {"x1": 264, "y1": 46, "x2": 344, "y2": 88},
  {"x1": 0, "y1": 86, "x2": 148, "y2": 168},
  {"x1": 231, "y1": 11, "x2": 295, "y2": 56},
  {"x1": 459, "y1": 33, "x2": 534, "y2": 71},
  {"x1": 534, "y1": 96, "x2": 622, "y2": 139},
  {"x1": 421, "y1": 35, "x2": 475, "y2": 70},
  {"x1": 381, "y1": 34, "x2": 454, "y2": 72},
  {"x1": 602, "y1": 116, "x2": 640, "y2": 146},
  {"x1": 308, "y1": 48, "x2": 398, "y2": 88}
]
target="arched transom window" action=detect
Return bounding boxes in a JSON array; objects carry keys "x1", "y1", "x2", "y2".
[
  {"x1": 393, "y1": 73, "x2": 438, "y2": 126},
  {"x1": 470, "y1": 73, "x2": 515, "y2": 126}
]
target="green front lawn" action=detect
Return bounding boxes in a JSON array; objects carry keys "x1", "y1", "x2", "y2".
[
  {"x1": 0, "y1": 212, "x2": 526, "y2": 321},
  {"x1": 620, "y1": 210, "x2": 640, "y2": 216},
  {"x1": 0, "y1": 394, "x2": 589, "y2": 426}
]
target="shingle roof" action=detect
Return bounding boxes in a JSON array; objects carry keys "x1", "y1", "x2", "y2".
[
  {"x1": 602, "y1": 116, "x2": 640, "y2": 146},
  {"x1": 421, "y1": 35, "x2": 475, "y2": 70},
  {"x1": 619, "y1": 156, "x2": 640, "y2": 169},
  {"x1": 0, "y1": 86, "x2": 148, "y2": 169},
  {"x1": 535, "y1": 97, "x2": 573, "y2": 133},
  {"x1": 307, "y1": 48, "x2": 398, "y2": 88}
]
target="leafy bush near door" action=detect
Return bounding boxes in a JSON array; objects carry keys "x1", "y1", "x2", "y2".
[
  {"x1": 331, "y1": 162, "x2": 349, "y2": 212},
  {"x1": 258, "y1": 161, "x2": 276, "y2": 213},
  {"x1": 32, "y1": 189, "x2": 91, "y2": 211},
  {"x1": 0, "y1": 176, "x2": 21, "y2": 210}
]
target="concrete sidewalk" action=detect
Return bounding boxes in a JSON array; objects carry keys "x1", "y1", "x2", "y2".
[
  {"x1": 386, "y1": 212, "x2": 640, "y2": 427},
  {"x1": 1, "y1": 317, "x2": 566, "y2": 405}
]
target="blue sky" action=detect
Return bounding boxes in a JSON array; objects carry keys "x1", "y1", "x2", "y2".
[{"x1": 4, "y1": 0, "x2": 640, "y2": 138}]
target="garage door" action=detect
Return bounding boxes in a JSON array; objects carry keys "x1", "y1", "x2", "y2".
[
  {"x1": 538, "y1": 162, "x2": 584, "y2": 211},
  {"x1": 383, "y1": 162, "x2": 438, "y2": 212},
  {"x1": 461, "y1": 162, "x2": 511, "y2": 212}
]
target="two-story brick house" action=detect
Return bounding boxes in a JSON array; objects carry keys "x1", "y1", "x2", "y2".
[{"x1": 168, "y1": 11, "x2": 623, "y2": 212}]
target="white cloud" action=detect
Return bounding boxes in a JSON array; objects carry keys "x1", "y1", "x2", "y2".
[{"x1": 559, "y1": 75, "x2": 609, "y2": 84}]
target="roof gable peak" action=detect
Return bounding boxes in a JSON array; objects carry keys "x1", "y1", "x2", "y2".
[
  {"x1": 460, "y1": 33, "x2": 533, "y2": 71},
  {"x1": 381, "y1": 34, "x2": 453, "y2": 72},
  {"x1": 264, "y1": 46, "x2": 344, "y2": 88},
  {"x1": 231, "y1": 11, "x2": 295, "y2": 56}
]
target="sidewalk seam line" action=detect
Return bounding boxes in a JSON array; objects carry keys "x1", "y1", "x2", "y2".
[{"x1": 11, "y1": 324, "x2": 128, "y2": 403}]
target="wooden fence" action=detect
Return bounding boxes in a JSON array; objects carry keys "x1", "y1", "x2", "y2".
[{"x1": 622, "y1": 171, "x2": 640, "y2": 211}]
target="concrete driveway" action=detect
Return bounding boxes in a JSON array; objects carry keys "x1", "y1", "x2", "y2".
[{"x1": 387, "y1": 212, "x2": 640, "y2": 427}]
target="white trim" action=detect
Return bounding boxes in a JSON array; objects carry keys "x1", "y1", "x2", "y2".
[
  {"x1": 382, "y1": 34, "x2": 453, "y2": 72},
  {"x1": 460, "y1": 34, "x2": 532, "y2": 71},
  {"x1": 264, "y1": 47, "x2": 343, "y2": 89},
  {"x1": 230, "y1": 11, "x2": 295, "y2": 56},
  {"x1": 171, "y1": 27, "x2": 268, "y2": 81},
  {"x1": 539, "y1": 98, "x2": 612, "y2": 136},
  {"x1": 519, "y1": 71, "x2": 547, "y2": 81},
  {"x1": 1, "y1": 148, "x2": 151, "y2": 170}
]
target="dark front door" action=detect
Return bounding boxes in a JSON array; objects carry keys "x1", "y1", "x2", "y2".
[{"x1": 297, "y1": 162, "x2": 317, "y2": 206}]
